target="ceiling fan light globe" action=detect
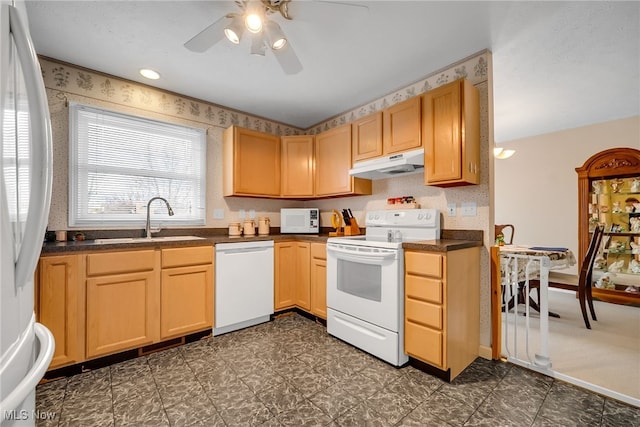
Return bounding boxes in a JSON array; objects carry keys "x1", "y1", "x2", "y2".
[
  {"x1": 224, "y1": 15, "x2": 245, "y2": 44},
  {"x1": 272, "y1": 37, "x2": 287, "y2": 50},
  {"x1": 224, "y1": 28, "x2": 240, "y2": 44},
  {"x1": 245, "y1": 13, "x2": 263, "y2": 33}
]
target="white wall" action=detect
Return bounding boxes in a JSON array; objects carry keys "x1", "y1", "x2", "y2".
[{"x1": 494, "y1": 115, "x2": 640, "y2": 275}]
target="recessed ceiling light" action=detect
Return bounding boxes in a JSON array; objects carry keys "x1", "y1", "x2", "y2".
[{"x1": 139, "y1": 68, "x2": 160, "y2": 80}]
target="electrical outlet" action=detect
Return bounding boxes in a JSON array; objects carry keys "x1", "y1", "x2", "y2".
[
  {"x1": 461, "y1": 202, "x2": 477, "y2": 217},
  {"x1": 249, "y1": 209, "x2": 256, "y2": 219},
  {"x1": 447, "y1": 203, "x2": 456, "y2": 217},
  {"x1": 238, "y1": 209, "x2": 245, "y2": 219},
  {"x1": 213, "y1": 209, "x2": 224, "y2": 219}
]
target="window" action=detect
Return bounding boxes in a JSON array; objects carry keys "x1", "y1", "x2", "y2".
[{"x1": 69, "y1": 103, "x2": 206, "y2": 227}]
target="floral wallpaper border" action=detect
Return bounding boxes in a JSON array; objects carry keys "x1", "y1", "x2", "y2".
[
  {"x1": 38, "y1": 57, "x2": 305, "y2": 136},
  {"x1": 309, "y1": 51, "x2": 489, "y2": 134},
  {"x1": 39, "y1": 50, "x2": 488, "y2": 136}
]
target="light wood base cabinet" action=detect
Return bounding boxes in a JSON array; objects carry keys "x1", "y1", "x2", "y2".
[
  {"x1": 37, "y1": 255, "x2": 84, "y2": 369},
  {"x1": 404, "y1": 247, "x2": 480, "y2": 380},
  {"x1": 423, "y1": 79, "x2": 480, "y2": 187},
  {"x1": 310, "y1": 243, "x2": 327, "y2": 319},
  {"x1": 160, "y1": 246, "x2": 214, "y2": 339},
  {"x1": 274, "y1": 242, "x2": 310, "y2": 311},
  {"x1": 85, "y1": 250, "x2": 160, "y2": 359}
]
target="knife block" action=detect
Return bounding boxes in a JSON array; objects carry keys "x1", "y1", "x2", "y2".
[{"x1": 344, "y1": 218, "x2": 361, "y2": 236}]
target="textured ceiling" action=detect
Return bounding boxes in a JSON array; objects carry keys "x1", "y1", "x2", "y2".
[{"x1": 25, "y1": 1, "x2": 640, "y2": 143}]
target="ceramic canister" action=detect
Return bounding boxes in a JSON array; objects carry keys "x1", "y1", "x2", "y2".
[
  {"x1": 228, "y1": 222, "x2": 242, "y2": 236},
  {"x1": 258, "y1": 217, "x2": 270, "y2": 235},
  {"x1": 243, "y1": 219, "x2": 256, "y2": 236}
]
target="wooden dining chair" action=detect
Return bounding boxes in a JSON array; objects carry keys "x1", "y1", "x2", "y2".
[
  {"x1": 529, "y1": 225, "x2": 604, "y2": 329},
  {"x1": 495, "y1": 224, "x2": 515, "y2": 245}
]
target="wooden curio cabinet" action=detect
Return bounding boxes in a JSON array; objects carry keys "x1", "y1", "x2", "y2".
[{"x1": 577, "y1": 147, "x2": 640, "y2": 305}]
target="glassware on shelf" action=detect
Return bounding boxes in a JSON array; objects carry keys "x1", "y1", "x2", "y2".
[
  {"x1": 631, "y1": 178, "x2": 640, "y2": 193},
  {"x1": 592, "y1": 180, "x2": 603, "y2": 194},
  {"x1": 610, "y1": 178, "x2": 624, "y2": 193}
]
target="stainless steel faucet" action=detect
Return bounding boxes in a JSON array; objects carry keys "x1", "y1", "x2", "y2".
[{"x1": 145, "y1": 197, "x2": 174, "y2": 238}]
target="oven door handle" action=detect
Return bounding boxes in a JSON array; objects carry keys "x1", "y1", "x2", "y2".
[{"x1": 327, "y1": 245, "x2": 397, "y2": 263}]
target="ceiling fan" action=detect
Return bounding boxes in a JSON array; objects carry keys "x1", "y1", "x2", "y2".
[{"x1": 184, "y1": 0, "x2": 368, "y2": 75}]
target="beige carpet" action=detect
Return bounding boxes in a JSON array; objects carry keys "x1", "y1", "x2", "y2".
[{"x1": 502, "y1": 289, "x2": 640, "y2": 401}]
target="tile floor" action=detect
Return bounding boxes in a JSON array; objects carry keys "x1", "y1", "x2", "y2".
[{"x1": 36, "y1": 313, "x2": 640, "y2": 426}]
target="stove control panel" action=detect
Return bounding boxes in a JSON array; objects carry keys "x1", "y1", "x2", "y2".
[{"x1": 366, "y1": 209, "x2": 439, "y2": 228}]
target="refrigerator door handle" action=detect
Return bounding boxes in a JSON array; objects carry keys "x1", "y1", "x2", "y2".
[
  {"x1": 0, "y1": 323, "x2": 54, "y2": 422},
  {"x1": 9, "y1": 5, "x2": 53, "y2": 289}
]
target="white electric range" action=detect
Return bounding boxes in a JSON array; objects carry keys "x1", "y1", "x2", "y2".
[{"x1": 326, "y1": 209, "x2": 440, "y2": 366}]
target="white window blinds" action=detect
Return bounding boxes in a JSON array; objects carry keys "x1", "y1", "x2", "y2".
[{"x1": 69, "y1": 103, "x2": 206, "y2": 227}]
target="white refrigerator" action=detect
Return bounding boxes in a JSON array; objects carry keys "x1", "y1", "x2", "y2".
[{"x1": 0, "y1": 0, "x2": 54, "y2": 425}]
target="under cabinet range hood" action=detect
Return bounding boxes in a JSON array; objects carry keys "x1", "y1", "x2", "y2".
[{"x1": 349, "y1": 148, "x2": 425, "y2": 180}]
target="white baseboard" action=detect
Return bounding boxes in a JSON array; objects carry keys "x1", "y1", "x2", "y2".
[{"x1": 478, "y1": 345, "x2": 493, "y2": 360}]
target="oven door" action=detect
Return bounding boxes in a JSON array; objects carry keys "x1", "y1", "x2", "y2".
[{"x1": 326, "y1": 242, "x2": 403, "y2": 332}]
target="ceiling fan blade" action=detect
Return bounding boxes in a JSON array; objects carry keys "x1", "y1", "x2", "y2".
[
  {"x1": 184, "y1": 15, "x2": 229, "y2": 53},
  {"x1": 273, "y1": 42, "x2": 302, "y2": 75}
]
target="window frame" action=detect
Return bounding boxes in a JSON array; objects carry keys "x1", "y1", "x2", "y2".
[{"x1": 68, "y1": 103, "x2": 206, "y2": 228}]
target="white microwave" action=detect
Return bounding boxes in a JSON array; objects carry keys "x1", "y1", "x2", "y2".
[{"x1": 280, "y1": 208, "x2": 320, "y2": 234}]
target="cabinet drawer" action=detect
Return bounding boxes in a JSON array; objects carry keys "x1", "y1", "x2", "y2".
[
  {"x1": 405, "y1": 275, "x2": 442, "y2": 303},
  {"x1": 405, "y1": 252, "x2": 442, "y2": 278},
  {"x1": 405, "y1": 298, "x2": 442, "y2": 329},
  {"x1": 405, "y1": 320, "x2": 443, "y2": 367},
  {"x1": 161, "y1": 246, "x2": 213, "y2": 268},
  {"x1": 87, "y1": 250, "x2": 155, "y2": 276}
]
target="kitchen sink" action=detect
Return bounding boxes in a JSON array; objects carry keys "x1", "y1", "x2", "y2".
[{"x1": 93, "y1": 236, "x2": 205, "y2": 244}]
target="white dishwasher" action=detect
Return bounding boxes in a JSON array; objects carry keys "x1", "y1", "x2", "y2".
[{"x1": 214, "y1": 240, "x2": 274, "y2": 335}]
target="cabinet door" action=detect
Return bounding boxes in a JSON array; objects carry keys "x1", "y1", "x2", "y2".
[
  {"x1": 423, "y1": 79, "x2": 480, "y2": 187},
  {"x1": 38, "y1": 255, "x2": 84, "y2": 369},
  {"x1": 223, "y1": 126, "x2": 281, "y2": 197},
  {"x1": 383, "y1": 97, "x2": 421, "y2": 155},
  {"x1": 352, "y1": 112, "x2": 383, "y2": 162},
  {"x1": 315, "y1": 124, "x2": 354, "y2": 196},
  {"x1": 86, "y1": 270, "x2": 159, "y2": 358},
  {"x1": 310, "y1": 243, "x2": 327, "y2": 319},
  {"x1": 294, "y1": 242, "x2": 311, "y2": 311},
  {"x1": 161, "y1": 264, "x2": 213, "y2": 339},
  {"x1": 281, "y1": 135, "x2": 314, "y2": 197},
  {"x1": 274, "y1": 242, "x2": 296, "y2": 310}
]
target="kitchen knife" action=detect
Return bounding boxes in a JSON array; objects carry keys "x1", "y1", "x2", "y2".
[
  {"x1": 342, "y1": 209, "x2": 351, "y2": 225},
  {"x1": 348, "y1": 209, "x2": 354, "y2": 219}
]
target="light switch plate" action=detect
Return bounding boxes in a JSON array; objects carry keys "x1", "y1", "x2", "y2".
[
  {"x1": 447, "y1": 203, "x2": 456, "y2": 217},
  {"x1": 213, "y1": 209, "x2": 224, "y2": 219},
  {"x1": 461, "y1": 202, "x2": 477, "y2": 217},
  {"x1": 238, "y1": 209, "x2": 245, "y2": 220}
]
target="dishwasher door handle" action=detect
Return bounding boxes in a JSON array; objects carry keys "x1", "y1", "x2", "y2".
[{"x1": 218, "y1": 247, "x2": 272, "y2": 255}]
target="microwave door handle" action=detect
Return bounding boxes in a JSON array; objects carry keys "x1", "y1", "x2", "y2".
[
  {"x1": 327, "y1": 246, "x2": 396, "y2": 263},
  {"x1": 10, "y1": 5, "x2": 53, "y2": 289}
]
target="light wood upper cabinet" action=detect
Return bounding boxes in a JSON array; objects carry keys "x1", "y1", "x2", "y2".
[
  {"x1": 383, "y1": 97, "x2": 422, "y2": 155},
  {"x1": 85, "y1": 250, "x2": 160, "y2": 359},
  {"x1": 352, "y1": 112, "x2": 383, "y2": 162},
  {"x1": 310, "y1": 243, "x2": 327, "y2": 319},
  {"x1": 423, "y1": 79, "x2": 480, "y2": 187},
  {"x1": 315, "y1": 124, "x2": 372, "y2": 197},
  {"x1": 281, "y1": 135, "x2": 315, "y2": 198},
  {"x1": 223, "y1": 126, "x2": 281, "y2": 197},
  {"x1": 404, "y1": 247, "x2": 480, "y2": 381},
  {"x1": 160, "y1": 246, "x2": 214, "y2": 339},
  {"x1": 38, "y1": 255, "x2": 84, "y2": 369}
]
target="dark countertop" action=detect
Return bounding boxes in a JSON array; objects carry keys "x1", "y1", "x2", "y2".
[{"x1": 40, "y1": 229, "x2": 483, "y2": 255}]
